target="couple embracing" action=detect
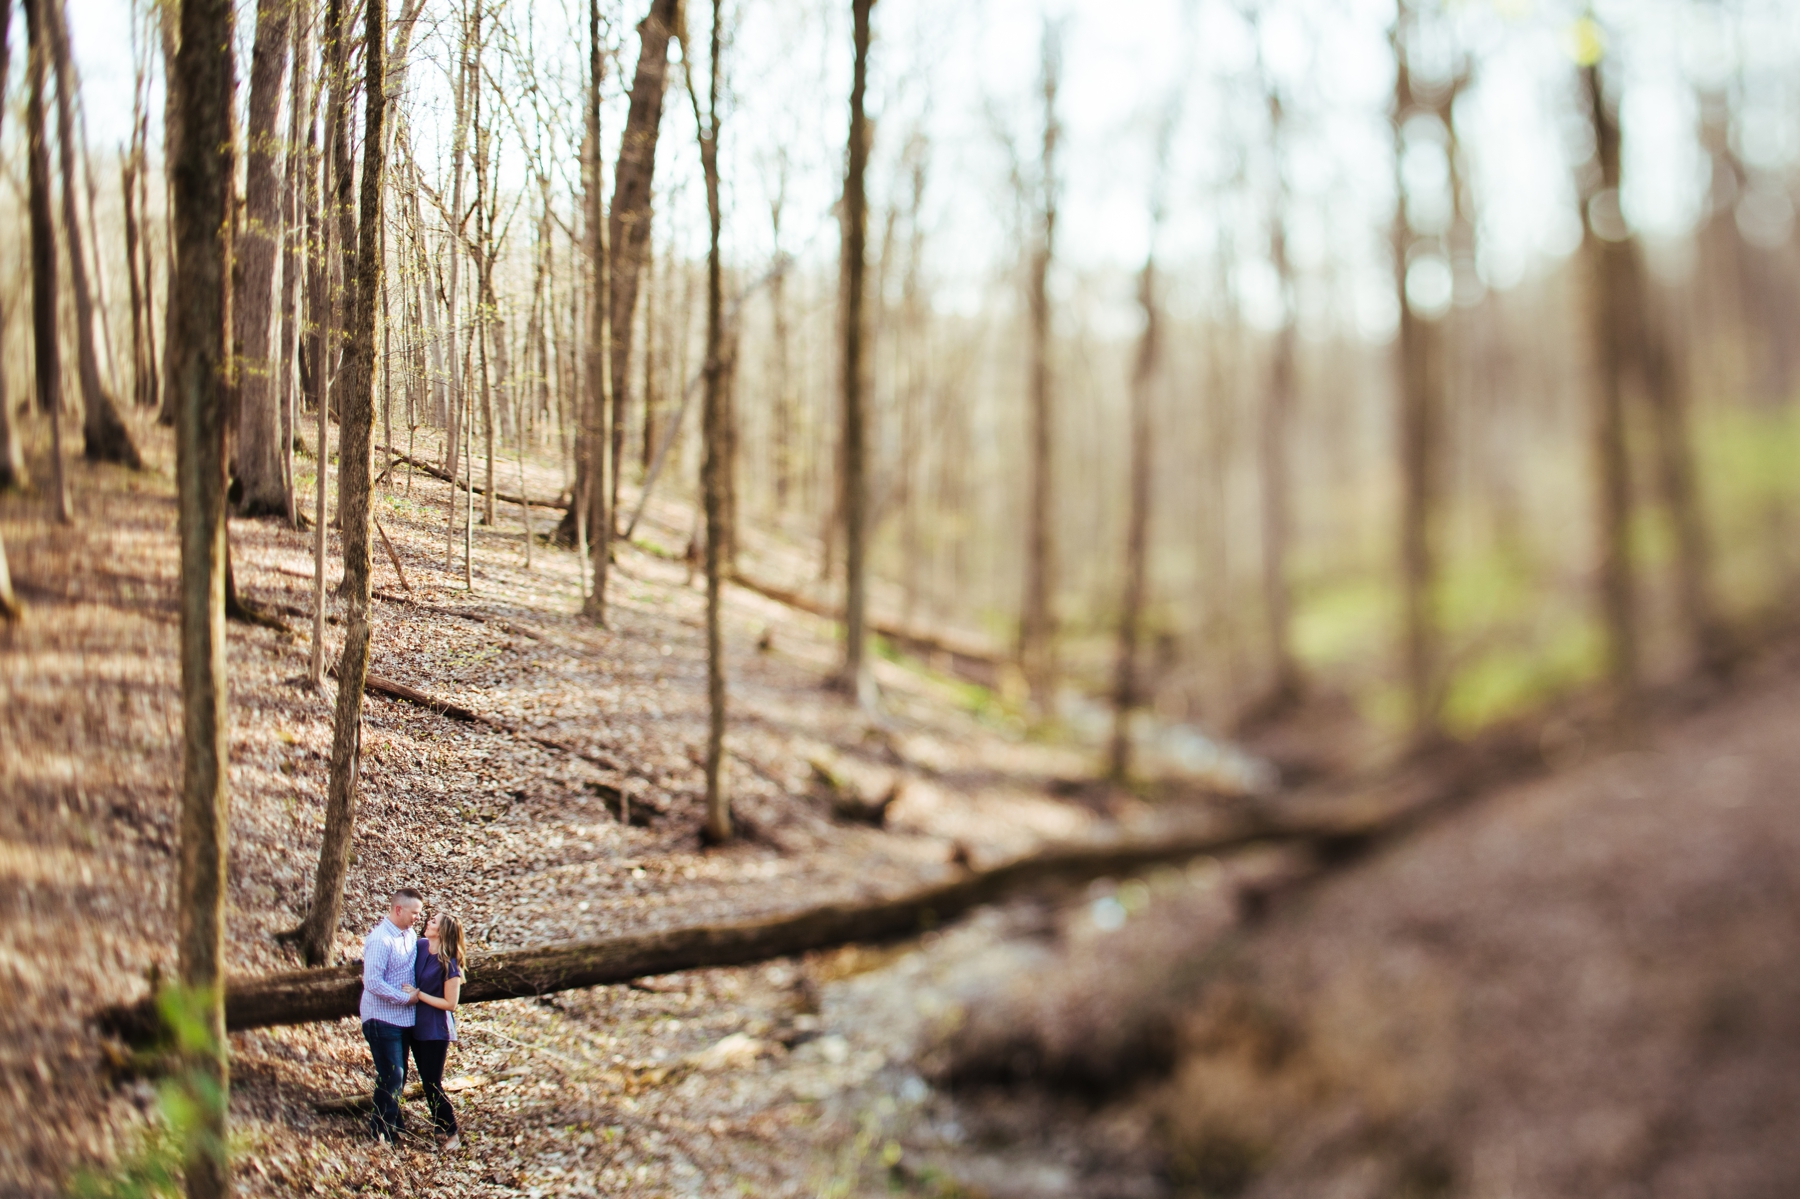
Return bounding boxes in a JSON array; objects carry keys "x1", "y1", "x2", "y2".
[{"x1": 360, "y1": 887, "x2": 466, "y2": 1150}]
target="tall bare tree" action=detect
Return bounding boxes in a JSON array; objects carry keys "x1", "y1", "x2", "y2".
[
  {"x1": 1391, "y1": 6, "x2": 1447, "y2": 745},
  {"x1": 0, "y1": 0, "x2": 23, "y2": 495},
  {"x1": 1110, "y1": 249, "x2": 1161, "y2": 783},
  {"x1": 687, "y1": 0, "x2": 731, "y2": 843},
  {"x1": 1253, "y1": 71, "x2": 1302, "y2": 721},
  {"x1": 167, "y1": 0, "x2": 237, "y2": 1187},
  {"x1": 25, "y1": 0, "x2": 70, "y2": 522},
  {"x1": 1019, "y1": 20, "x2": 1060, "y2": 717},
  {"x1": 292, "y1": 0, "x2": 388, "y2": 969},
  {"x1": 837, "y1": 0, "x2": 873, "y2": 703},
  {"x1": 232, "y1": 0, "x2": 297, "y2": 516},
  {"x1": 581, "y1": 0, "x2": 613, "y2": 623},
  {"x1": 609, "y1": 0, "x2": 682, "y2": 522},
  {"x1": 47, "y1": 0, "x2": 142, "y2": 468},
  {"x1": 1579, "y1": 57, "x2": 1640, "y2": 707}
]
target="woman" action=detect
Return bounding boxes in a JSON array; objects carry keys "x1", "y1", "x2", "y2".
[{"x1": 403, "y1": 912, "x2": 464, "y2": 1150}]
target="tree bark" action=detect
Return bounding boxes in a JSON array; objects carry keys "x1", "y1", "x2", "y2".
[
  {"x1": 556, "y1": 0, "x2": 679, "y2": 549},
  {"x1": 442, "y1": 8, "x2": 472, "y2": 569},
  {"x1": 0, "y1": 0, "x2": 22, "y2": 494},
  {"x1": 276, "y1": 5, "x2": 313, "y2": 529},
  {"x1": 1252, "y1": 86, "x2": 1302, "y2": 723},
  {"x1": 1580, "y1": 62, "x2": 1640, "y2": 707},
  {"x1": 692, "y1": 0, "x2": 731, "y2": 843},
  {"x1": 1019, "y1": 23, "x2": 1060, "y2": 717},
  {"x1": 1392, "y1": 16, "x2": 1444, "y2": 745},
  {"x1": 581, "y1": 0, "x2": 613, "y2": 624},
  {"x1": 167, "y1": 0, "x2": 237, "y2": 1186},
  {"x1": 837, "y1": 0, "x2": 873, "y2": 704},
  {"x1": 100, "y1": 772, "x2": 1521, "y2": 1043},
  {"x1": 48, "y1": 0, "x2": 142, "y2": 469},
  {"x1": 609, "y1": 0, "x2": 682, "y2": 526},
  {"x1": 308, "y1": 0, "x2": 345, "y2": 688},
  {"x1": 25, "y1": 0, "x2": 70, "y2": 522},
  {"x1": 231, "y1": 0, "x2": 295, "y2": 517},
  {"x1": 292, "y1": 0, "x2": 386, "y2": 969},
  {"x1": 1109, "y1": 254, "x2": 1159, "y2": 783}
]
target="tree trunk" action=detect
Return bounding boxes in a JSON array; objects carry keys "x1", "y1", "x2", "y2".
[
  {"x1": 1391, "y1": 23, "x2": 1443, "y2": 745},
  {"x1": 581, "y1": 0, "x2": 612, "y2": 624},
  {"x1": 134, "y1": 102, "x2": 162, "y2": 417},
  {"x1": 1254, "y1": 92, "x2": 1301, "y2": 722},
  {"x1": 276, "y1": 5, "x2": 313, "y2": 529},
  {"x1": 168, "y1": 0, "x2": 237, "y2": 1186},
  {"x1": 292, "y1": 0, "x2": 387, "y2": 971},
  {"x1": 25, "y1": 0, "x2": 70, "y2": 522},
  {"x1": 101, "y1": 772, "x2": 1520, "y2": 1042},
  {"x1": 442, "y1": 9, "x2": 471, "y2": 569},
  {"x1": 609, "y1": 0, "x2": 681, "y2": 527},
  {"x1": 1109, "y1": 255, "x2": 1159, "y2": 783},
  {"x1": 122, "y1": 151, "x2": 150, "y2": 414},
  {"x1": 0, "y1": 523, "x2": 17, "y2": 621},
  {"x1": 1635, "y1": 252, "x2": 1727, "y2": 674},
  {"x1": 0, "y1": 0, "x2": 22, "y2": 494},
  {"x1": 837, "y1": 0, "x2": 873, "y2": 704},
  {"x1": 1580, "y1": 62, "x2": 1640, "y2": 707},
  {"x1": 1019, "y1": 24, "x2": 1060, "y2": 717},
  {"x1": 556, "y1": 0, "x2": 679, "y2": 549},
  {"x1": 48, "y1": 0, "x2": 142, "y2": 468},
  {"x1": 694, "y1": 0, "x2": 731, "y2": 843},
  {"x1": 231, "y1": 0, "x2": 295, "y2": 516},
  {"x1": 308, "y1": 0, "x2": 344, "y2": 688}
]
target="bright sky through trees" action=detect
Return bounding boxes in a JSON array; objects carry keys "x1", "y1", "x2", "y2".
[{"x1": 67, "y1": 0, "x2": 1800, "y2": 341}]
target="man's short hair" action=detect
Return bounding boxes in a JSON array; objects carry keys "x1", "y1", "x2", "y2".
[{"x1": 390, "y1": 887, "x2": 424, "y2": 905}]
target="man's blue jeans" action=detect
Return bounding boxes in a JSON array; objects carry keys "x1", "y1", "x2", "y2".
[{"x1": 362, "y1": 1020, "x2": 411, "y2": 1143}]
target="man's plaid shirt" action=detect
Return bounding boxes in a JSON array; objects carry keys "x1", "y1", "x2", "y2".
[{"x1": 359, "y1": 917, "x2": 418, "y2": 1026}]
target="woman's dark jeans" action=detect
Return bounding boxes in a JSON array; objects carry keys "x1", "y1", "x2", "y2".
[
  {"x1": 361, "y1": 1020, "x2": 411, "y2": 1143},
  {"x1": 410, "y1": 1038, "x2": 458, "y2": 1136}
]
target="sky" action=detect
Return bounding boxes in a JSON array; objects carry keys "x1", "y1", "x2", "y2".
[{"x1": 62, "y1": 0, "x2": 1800, "y2": 341}]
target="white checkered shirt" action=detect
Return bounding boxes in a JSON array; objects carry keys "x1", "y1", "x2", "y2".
[{"x1": 359, "y1": 917, "x2": 419, "y2": 1026}]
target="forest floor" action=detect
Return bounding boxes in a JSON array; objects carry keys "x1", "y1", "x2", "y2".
[{"x1": 4, "y1": 415, "x2": 1799, "y2": 1197}]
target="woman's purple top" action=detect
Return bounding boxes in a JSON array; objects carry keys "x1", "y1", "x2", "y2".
[{"x1": 412, "y1": 944, "x2": 462, "y2": 1042}]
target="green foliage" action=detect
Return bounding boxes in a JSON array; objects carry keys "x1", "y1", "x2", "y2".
[{"x1": 68, "y1": 987, "x2": 228, "y2": 1199}]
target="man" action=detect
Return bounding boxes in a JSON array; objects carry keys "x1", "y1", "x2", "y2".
[{"x1": 361, "y1": 887, "x2": 423, "y2": 1144}]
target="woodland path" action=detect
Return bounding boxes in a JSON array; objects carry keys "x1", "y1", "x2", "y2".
[{"x1": 5, "y1": 424, "x2": 1798, "y2": 1196}]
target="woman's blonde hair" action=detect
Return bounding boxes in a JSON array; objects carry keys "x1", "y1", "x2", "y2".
[{"x1": 434, "y1": 914, "x2": 465, "y2": 973}]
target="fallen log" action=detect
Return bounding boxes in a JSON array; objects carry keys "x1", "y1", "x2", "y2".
[
  {"x1": 377, "y1": 447, "x2": 567, "y2": 511},
  {"x1": 729, "y1": 571, "x2": 1002, "y2": 686},
  {"x1": 95, "y1": 813, "x2": 1367, "y2": 1043},
  {"x1": 354, "y1": 670, "x2": 632, "y2": 778}
]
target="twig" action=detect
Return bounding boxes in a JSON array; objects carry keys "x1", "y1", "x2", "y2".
[{"x1": 374, "y1": 517, "x2": 412, "y2": 593}]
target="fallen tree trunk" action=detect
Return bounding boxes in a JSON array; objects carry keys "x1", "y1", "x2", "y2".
[
  {"x1": 347, "y1": 667, "x2": 632, "y2": 778},
  {"x1": 378, "y1": 446, "x2": 567, "y2": 511},
  {"x1": 730, "y1": 571, "x2": 1002, "y2": 687},
  {"x1": 93, "y1": 803, "x2": 1432, "y2": 1044}
]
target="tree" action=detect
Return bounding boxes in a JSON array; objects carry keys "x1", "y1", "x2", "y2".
[
  {"x1": 609, "y1": 0, "x2": 683, "y2": 525},
  {"x1": 1110, "y1": 250, "x2": 1160, "y2": 783},
  {"x1": 1578, "y1": 54, "x2": 1640, "y2": 707},
  {"x1": 581, "y1": 0, "x2": 613, "y2": 623},
  {"x1": 167, "y1": 0, "x2": 237, "y2": 1187},
  {"x1": 1019, "y1": 20, "x2": 1060, "y2": 718},
  {"x1": 837, "y1": 0, "x2": 873, "y2": 704},
  {"x1": 0, "y1": 0, "x2": 24, "y2": 494},
  {"x1": 686, "y1": 0, "x2": 730, "y2": 842},
  {"x1": 1252, "y1": 64, "x2": 1302, "y2": 721},
  {"x1": 25, "y1": 0, "x2": 70, "y2": 522},
  {"x1": 1390, "y1": 5, "x2": 1448, "y2": 745},
  {"x1": 47, "y1": 0, "x2": 143, "y2": 468},
  {"x1": 555, "y1": 0, "x2": 681, "y2": 551},
  {"x1": 291, "y1": 0, "x2": 389, "y2": 969},
  {"x1": 230, "y1": 0, "x2": 296, "y2": 517}
]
